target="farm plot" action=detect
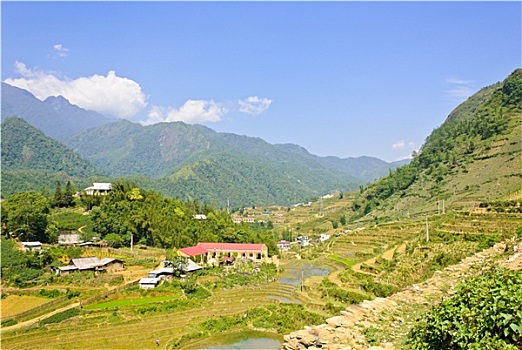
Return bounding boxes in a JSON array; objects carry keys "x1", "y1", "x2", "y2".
[{"x1": 1, "y1": 295, "x2": 50, "y2": 319}]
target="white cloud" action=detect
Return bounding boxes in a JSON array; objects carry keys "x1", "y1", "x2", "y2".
[
  {"x1": 238, "y1": 96, "x2": 272, "y2": 115},
  {"x1": 144, "y1": 100, "x2": 228, "y2": 125},
  {"x1": 444, "y1": 77, "x2": 474, "y2": 99},
  {"x1": 4, "y1": 62, "x2": 147, "y2": 118},
  {"x1": 144, "y1": 95, "x2": 272, "y2": 125},
  {"x1": 53, "y1": 44, "x2": 69, "y2": 58},
  {"x1": 392, "y1": 140, "x2": 415, "y2": 151}
]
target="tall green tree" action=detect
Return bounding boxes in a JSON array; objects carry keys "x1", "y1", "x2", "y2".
[
  {"x1": 63, "y1": 181, "x2": 75, "y2": 207},
  {"x1": 1, "y1": 192, "x2": 50, "y2": 242},
  {"x1": 53, "y1": 181, "x2": 64, "y2": 207}
]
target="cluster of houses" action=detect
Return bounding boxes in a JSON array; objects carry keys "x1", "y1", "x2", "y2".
[
  {"x1": 139, "y1": 242, "x2": 271, "y2": 289},
  {"x1": 276, "y1": 233, "x2": 331, "y2": 252}
]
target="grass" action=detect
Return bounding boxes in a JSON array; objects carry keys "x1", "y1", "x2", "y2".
[
  {"x1": 83, "y1": 295, "x2": 181, "y2": 310},
  {"x1": 327, "y1": 254, "x2": 357, "y2": 267}
]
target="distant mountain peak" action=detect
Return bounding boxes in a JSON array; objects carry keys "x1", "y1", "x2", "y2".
[
  {"x1": 2, "y1": 84, "x2": 114, "y2": 141},
  {"x1": 43, "y1": 95, "x2": 72, "y2": 109}
]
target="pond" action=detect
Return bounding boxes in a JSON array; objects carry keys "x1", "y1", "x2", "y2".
[
  {"x1": 199, "y1": 337, "x2": 282, "y2": 350},
  {"x1": 278, "y1": 260, "x2": 333, "y2": 286},
  {"x1": 185, "y1": 331, "x2": 282, "y2": 350}
]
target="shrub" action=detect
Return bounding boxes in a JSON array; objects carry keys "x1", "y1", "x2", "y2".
[
  {"x1": 363, "y1": 281, "x2": 398, "y2": 298},
  {"x1": 408, "y1": 268, "x2": 522, "y2": 349},
  {"x1": 1, "y1": 319, "x2": 18, "y2": 327},
  {"x1": 38, "y1": 289, "x2": 62, "y2": 298}
]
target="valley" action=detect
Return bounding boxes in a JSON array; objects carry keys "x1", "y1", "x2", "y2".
[
  {"x1": 1, "y1": 196, "x2": 520, "y2": 349},
  {"x1": 1, "y1": 68, "x2": 521, "y2": 349}
]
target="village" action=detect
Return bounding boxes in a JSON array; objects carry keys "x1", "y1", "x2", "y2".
[{"x1": 16, "y1": 182, "x2": 335, "y2": 290}]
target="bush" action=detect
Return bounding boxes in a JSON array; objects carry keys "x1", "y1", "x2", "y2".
[
  {"x1": 1, "y1": 319, "x2": 18, "y2": 327},
  {"x1": 38, "y1": 289, "x2": 62, "y2": 298},
  {"x1": 408, "y1": 268, "x2": 522, "y2": 349},
  {"x1": 363, "y1": 281, "x2": 398, "y2": 298}
]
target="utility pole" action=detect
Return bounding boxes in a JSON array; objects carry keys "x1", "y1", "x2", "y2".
[
  {"x1": 442, "y1": 200, "x2": 445, "y2": 214},
  {"x1": 130, "y1": 233, "x2": 133, "y2": 252},
  {"x1": 425, "y1": 217, "x2": 429, "y2": 243}
]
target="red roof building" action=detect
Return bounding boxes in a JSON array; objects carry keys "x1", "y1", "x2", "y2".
[{"x1": 178, "y1": 242, "x2": 268, "y2": 263}]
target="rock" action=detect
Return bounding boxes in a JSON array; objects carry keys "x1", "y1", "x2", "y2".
[{"x1": 326, "y1": 316, "x2": 347, "y2": 327}]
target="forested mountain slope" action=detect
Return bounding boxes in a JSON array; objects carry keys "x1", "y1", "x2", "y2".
[
  {"x1": 351, "y1": 68, "x2": 522, "y2": 220},
  {"x1": 1, "y1": 117, "x2": 99, "y2": 197},
  {"x1": 62, "y1": 119, "x2": 406, "y2": 207},
  {"x1": 63, "y1": 120, "x2": 398, "y2": 183}
]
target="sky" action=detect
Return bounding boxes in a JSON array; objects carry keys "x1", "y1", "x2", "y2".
[{"x1": 2, "y1": 1, "x2": 520, "y2": 162}]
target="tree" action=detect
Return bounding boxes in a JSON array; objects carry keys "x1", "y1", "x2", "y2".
[
  {"x1": 2, "y1": 192, "x2": 50, "y2": 242},
  {"x1": 171, "y1": 256, "x2": 188, "y2": 277},
  {"x1": 53, "y1": 181, "x2": 64, "y2": 207},
  {"x1": 104, "y1": 233, "x2": 124, "y2": 248},
  {"x1": 63, "y1": 181, "x2": 75, "y2": 207}
]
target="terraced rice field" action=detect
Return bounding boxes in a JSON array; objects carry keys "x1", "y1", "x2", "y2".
[
  {"x1": 2, "y1": 212, "x2": 518, "y2": 349},
  {"x1": 1, "y1": 261, "x2": 321, "y2": 349}
]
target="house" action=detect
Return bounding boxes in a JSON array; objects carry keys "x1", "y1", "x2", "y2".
[
  {"x1": 232, "y1": 217, "x2": 256, "y2": 224},
  {"x1": 192, "y1": 214, "x2": 207, "y2": 220},
  {"x1": 148, "y1": 267, "x2": 174, "y2": 279},
  {"x1": 296, "y1": 236, "x2": 309, "y2": 247},
  {"x1": 148, "y1": 260, "x2": 203, "y2": 279},
  {"x1": 277, "y1": 240, "x2": 291, "y2": 252},
  {"x1": 139, "y1": 277, "x2": 159, "y2": 289},
  {"x1": 58, "y1": 233, "x2": 83, "y2": 246},
  {"x1": 56, "y1": 256, "x2": 124, "y2": 275},
  {"x1": 178, "y1": 242, "x2": 269, "y2": 264},
  {"x1": 22, "y1": 242, "x2": 42, "y2": 251},
  {"x1": 84, "y1": 182, "x2": 112, "y2": 195},
  {"x1": 320, "y1": 234, "x2": 331, "y2": 242}
]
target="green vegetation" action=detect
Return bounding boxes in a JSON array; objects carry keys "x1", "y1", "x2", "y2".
[
  {"x1": 38, "y1": 307, "x2": 81, "y2": 326},
  {"x1": 1, "y1": 192, "x2": 51, "y2": 242},
  {"x1": 170, "y1": 304, "x2": 324, "y2": 349},
  {"x1": 1, "y1": 238, "x2": 45, "y2": 287},
  {"x1": 351, "y1": 68, "x2": 522, "y2": 220},
  {"x1": 1, "y1": 117, "x2": 96, "y2": 177},
  {"x1": 408, "y1": 268, "x2": 522, "y2": 349},
  {"x1": 201, "y1": 262, "x2": 278, "y2": 290},
  {"x1": 88, "y1": 181, "x2": 278, "y2": 252},
  {"x1": 84, "y1": 295, "x2": 181, "y2": 310}
]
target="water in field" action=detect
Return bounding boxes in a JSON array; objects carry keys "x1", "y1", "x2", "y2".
[
  {"x1": 199, "y1": 337, "x2": 281, "y2": 350},
  {"x1": 278, "y1": 260, "x2": 333, "y2": 286}
]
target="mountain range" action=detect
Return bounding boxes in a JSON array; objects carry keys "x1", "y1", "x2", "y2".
[
  {"x1": 1, "y1": 83, "x2": 407, "y2": 207},
  {"x1": 1, "y1": 83, "x2": 114, "y2": 141}
]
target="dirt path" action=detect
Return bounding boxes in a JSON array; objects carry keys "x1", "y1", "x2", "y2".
[{"x1": 1, "y1": 302, "x2": 80, "y2": 332}]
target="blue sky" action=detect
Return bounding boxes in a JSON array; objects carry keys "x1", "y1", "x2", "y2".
[{"x1": 2, "y1": 1, "x2": 520, "y2": 162}]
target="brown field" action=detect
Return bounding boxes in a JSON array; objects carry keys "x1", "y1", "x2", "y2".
[{"x1": 1, "y1": 295, "x2": 50, "y2": 319}]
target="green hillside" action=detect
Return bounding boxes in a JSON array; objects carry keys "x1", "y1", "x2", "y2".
[
  {"x1": 62, "y1": 119, "x2": 404, "y2": 207},
  {"x1": 350, "y1": 68, "x2": 522, "y2": 221},
  {"x1": 1, "y1": 117, "x2": 101, "y2": 197}
]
